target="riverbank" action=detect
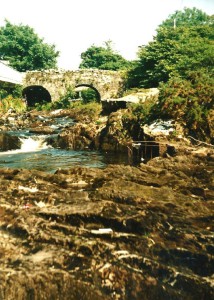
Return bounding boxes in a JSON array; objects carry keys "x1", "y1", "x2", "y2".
[{"x1": 0, "y1": 107, "x2": 213, "y2": 299}]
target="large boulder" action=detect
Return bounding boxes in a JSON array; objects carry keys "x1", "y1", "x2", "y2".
[
  {"x1": 0, "y1": 132, "x2": 21, "y2": 151},
  {"x1": 53, "y1": 123, "x2": 97, "y2": 150}
]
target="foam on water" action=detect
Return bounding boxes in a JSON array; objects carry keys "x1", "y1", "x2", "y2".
[{"x1": 19, "y1": 136, "x2": 50, "y2": 152}]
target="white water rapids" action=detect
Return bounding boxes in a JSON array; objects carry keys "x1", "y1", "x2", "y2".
[
  {"x1": 0, "y1": 135, "x2": 50, "y2": 155},
  {"x1": 19, "y1": 136, "x2": 51, "y2": 152}
]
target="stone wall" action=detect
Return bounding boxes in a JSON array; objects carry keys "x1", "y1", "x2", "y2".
[{"x1": 23, "y1": 69, "x2": 125, "y2": 102}]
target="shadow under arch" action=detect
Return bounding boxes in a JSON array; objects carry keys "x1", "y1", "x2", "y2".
[
  {"x1": 22, "y1": 85, "x2": 51, "y2": 107},
  {"x1": 75, "y1": 84, "x2": 101, "y2": 102}
]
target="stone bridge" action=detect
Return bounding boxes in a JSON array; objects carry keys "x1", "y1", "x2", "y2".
[{"x1": 22, "y1": 69, "x2": 125, "y2": 106}]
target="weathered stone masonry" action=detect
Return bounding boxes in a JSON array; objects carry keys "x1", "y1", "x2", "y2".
[{"x1": 23, "y1": 69, "x2": 125, "y2": 102}]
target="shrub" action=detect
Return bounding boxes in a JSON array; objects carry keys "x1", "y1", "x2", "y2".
[
  {"x1": 152, "y1": 71, "x2": 214, "y2": 140},
  {"x1": 69, "y1": 102, "x2": 102, "y2": 122},
  {"x1": 80, "y1": 88, "x2": 100, "y2": 104},
  {"x1": 0, "y1": 95, "x2": 26, "y2": 113},
  {"x1": 123, "y1": 97, "x2": 157, "y2": 126},
  {"x1": 35, "y1": 97, "x2": 72, "y2": 111}
]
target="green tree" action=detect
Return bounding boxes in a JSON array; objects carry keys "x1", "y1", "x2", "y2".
[
  {"x1": 79, "y1": 41, "x2": 131, "y2": 70},
  {"x1": 0, "y1": 20, "x2": 59, "y2": 71},
  {"x1": 127, "y1": 8, "x2": 213, "y2": 88},
  {"x1": 161, "y1": 7, "x2": 210, "y2": 29}
]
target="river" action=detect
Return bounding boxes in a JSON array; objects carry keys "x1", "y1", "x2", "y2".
[{"x1": 0, "y1": 114, "x2": 129, "y2": 173}]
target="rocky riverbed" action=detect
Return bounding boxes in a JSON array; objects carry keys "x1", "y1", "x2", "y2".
[{"x1": 0, "y1": 109, "x2": 213, "y2": 299}]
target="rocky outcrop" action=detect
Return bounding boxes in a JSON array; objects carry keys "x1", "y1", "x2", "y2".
[
  {"x1": 55, "y1": 123, "x2": 97, "y2": 150},
  {"x1": 96, "y1": 111, "x2": 131, "y2": 152},
  {"x1": 0, "y1": 152, "x2": 213, "y2": 299},
  {"x1": 51, "y1": 110, "x2": 132, "y2": 153}
]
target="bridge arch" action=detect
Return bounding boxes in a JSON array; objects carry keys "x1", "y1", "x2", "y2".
[
  {"x1": 22, "y1": 85, "x2": 51, "y2": 106},
  {"x1": 75, "y1": 84, "x2": 101, "y2": 102}
]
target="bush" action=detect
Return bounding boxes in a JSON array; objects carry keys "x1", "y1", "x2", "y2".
[
  {"x1": 80, "y1": 88, "x2": 100, "y2": 104},
  {"x1": 152, "y1": 71, "x2": 214, "y2": 140},
  {"x1": 68, "y1": 102, "x2": 102, "y2": 123},
  {"x1": 35, "y1": 98, "x2": 72, "y2": 111},
  {"x1": 123, "y1": 97, "x2": 157, "y2": 125},
  {"x1": 0, "y1": 95, "x2": 26, "y2": 113},
  {"x1": 0, "y1": 84, "x2": 22, "y2": 99}
]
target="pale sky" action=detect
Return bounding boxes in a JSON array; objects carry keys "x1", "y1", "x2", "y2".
[{"x1": 0, "y1": 0, "x2": 213, "y2": 70}]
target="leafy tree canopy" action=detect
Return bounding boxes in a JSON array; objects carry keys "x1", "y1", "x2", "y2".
[
  {"x1": 0, "y1": 20, "x2": 59, "y2": 72},
  {"x1": 79, "y1": 40, "x2": 131, "y2": 71},
  {"x1": 159, "y1": 7, "x2": 210, "y2": 29},
  {"x1": 127, "y1": 8, "x2": 213, "y2": 88}
]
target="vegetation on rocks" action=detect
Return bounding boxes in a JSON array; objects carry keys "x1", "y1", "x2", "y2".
[
  {"x1": 67, "y1": 101, "x2": 102, "y2": 123},
  {"x1": 153, "y1": 72, "x2": 214, "y2": 142},
  {"x1": 34, "y1": 97, "x2": 72, "y2": 112},
  {"x1": 0, "y1": 84, "x2": 24, "y2": 113},
  {"x1": 0, "y1": 95, "x2": 25, "y2": 113}
]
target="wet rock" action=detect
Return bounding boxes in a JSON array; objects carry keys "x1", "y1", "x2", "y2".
[
  {"x1": 56, "y1": 123, "x2": 98, "y2": 150},
  {"x1": 96, "y1": 111, "x2": 132, "y2": 152},
  {"x1": 29, "y1": 126, "x2": 57, "y2": 135},
  {"x1": 0, "y1": 152, "x2": 213, "y2": 299},
  {"x1": 0, "y1": 132, "x2": 21, "y2": 151}
]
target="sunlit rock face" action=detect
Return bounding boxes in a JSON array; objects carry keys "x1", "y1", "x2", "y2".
[
  {"x1": 0, "y1": 152, "x2": 213, "y2": 299},
  {"x1": 101, "y1": 88, "x2": 159, "y2": 114}
]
